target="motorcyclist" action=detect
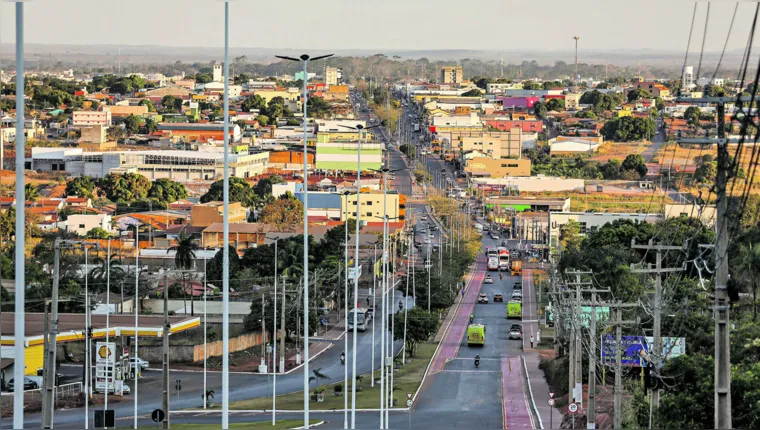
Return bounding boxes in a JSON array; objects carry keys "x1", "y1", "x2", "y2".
[
  {"x1": 474, "y1": 354, "x2": 480, "y2": 368},
  {"x1": 469, "y1": 314, "x2": 474, "y2": 323},
  {"x1": 340, "y1": 351, "x2": 346, "y2": 365},
  {"x1": 500, "y1": 272, "x2": 503, "y2": 280}
]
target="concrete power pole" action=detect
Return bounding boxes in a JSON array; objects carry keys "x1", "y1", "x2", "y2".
[
  {"x1": 609, "y1": 302, "x2": 639, "y2": 430},
  {"x1": 630, "y1": 240, "x2": 686, "y2": 426},
  {"x1": 162, "y1": 270, "x2": 170, "y2": 429},
  {"x1": 676, "y1": 95, "x2": 740, "y2": 429},
  {"x1": 41, "y1": 239, "x2": 62, "y2": 428}
]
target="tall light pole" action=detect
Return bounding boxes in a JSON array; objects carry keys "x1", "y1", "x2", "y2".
[
  {"x1": 222, "y1": 2, "x2": 231, "y2": 428},
  {"x1": 272, "y1": 236, "x2": 279, "y2": 425},
  {"x1": 132, "y1": 223, "x2": 141, "y2": 430},
  {"x1": 338, "y1": 190, "x2": 350, "y2": 429},
  {"x1": 573, "y1": 36, "x2": 580, "y2": 87},
  {"x1": 13, "y1": 4, "x2": 25, "y2": 428},
  {"x1": 203, "y1": 256, "x2": 207, "y2": 410},
  {"x1": 275, "y1": 51, "x2": 333, "y2": 429}
]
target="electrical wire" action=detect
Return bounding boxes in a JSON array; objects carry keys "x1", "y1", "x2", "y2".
[
  {"x1": 695, "y1": 2, "x2": 712, "y2": 82},
  {"x1": 713, "y1": 2, "x2": 739, "y2": 80}
]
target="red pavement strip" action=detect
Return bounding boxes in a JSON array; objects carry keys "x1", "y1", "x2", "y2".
[
  {"x1": 502, "y1": 356, "x2": 535, "y2": 429},
  {"x1": 429, "y1": 253, "x2": 486, "y2": 373}
]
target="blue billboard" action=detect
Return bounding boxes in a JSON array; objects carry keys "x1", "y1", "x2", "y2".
[{"x1": 601, "y1": 335, "x2": 686, "y2": 367}]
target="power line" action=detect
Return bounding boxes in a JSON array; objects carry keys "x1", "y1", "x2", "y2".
[
  {"x1": 713, "y1": 2, "x2": 739, "y2": 80},
  {"x1": 695, "y1": 2, "x2": 712, "y2": 81}
]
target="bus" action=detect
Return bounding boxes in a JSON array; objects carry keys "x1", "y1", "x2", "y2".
[
  {"x1": 486, "y1": 247, "x2": 498, "y2": 257},
  {"x1": 467, "y1": 324, "x2": 485, "y2": 346},
  {"x1": 487, "y1": 256, "x2": 499, "y2": 271},
  {"x1": 348, "y1": 308, "x2": 371, "y2": 332},
  {"x1": 498, "y1": 247, "x2": 510, "y2": 271}
]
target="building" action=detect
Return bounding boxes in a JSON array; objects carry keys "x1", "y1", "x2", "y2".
[
  {"x1": 213, "y1": 64, "x2": 223, "y2": 82},
  {"x1": 79, "y1": 124, "x2": 107, "y2": 144},
  {"x1": 471, "y1": 177, "x2": 585, "y2": 193},
  {"x1": 104, "y1": 105, "x2": 149, "y2": 118},
  {"x1": 29, "y1": 148, "x2": 269, "y2": 181},
  {"x1": 203, "y1": 82, "x2": 242, "y2": 98},
  {"x1": 201, "y1": 222, "x2": 273, "y2": 249},
  {"x1": 549, "y1": 136, "x2": 603, "y2": 155},
  {"x1": 325, "y1": 67, "x2": 342, "y2": 86},
  {"x1": 190, "y1": 201, "x2": 247, "y2": 227},
  {"x1": 548, "y1": 211, "x2": 662, "y2": 249},
  {"x1": 294, "y1": 191, "x2": 342, "y2": 219},
  {"x1": 634, "y1": 82, "x2": 671, "y2": 99},
  {"x1": 664, "y1": 203, "x2": 717, "y2": 228},
  {"x1": 464, "y1": 158, "x2": 531, "y2": 178},
  {"x1": 157, "y1": 123, "x2": 242, "y2": 143},
  {"x1": 440, "y1": 66, "x2": 464, "y2": 84},
  {"x1": 65, "y1": 213, "x2": 112, "y2": 236},
  {"x1": 315, "y1": 140, "x2": 383, "y2": 172},
  {"x1": 486, "y1": 82, "x2": 524, "y2": 94},
  {"x1": 565, "y1": 93, "x2": 581, "y2": 110},
  {"x1": 438, "y1": 130, "x2": 524, "y2": 159},
  {"x1": 682, "y1": 66, "x2": 695, "y2": 90},
  {"x1": 499, "y1": 96, "x2": 540, "y2": 109},
  {"x1": 342, "y1": 190, "x2": 400, "y2": 223},
  {"x1": 431, "y1": 113, "x2": 483, "y2": 128},
  {"x1": 484, "y1": 119, "x2": 543, "y2": 133},
  {"x1": 487, "y1": 197, "x2": 571, "y2": 213},
  {"x1": 0, "y1": 117, "x2": 45, "y2": 142},
  {"x1": 294, "y1": 71, "x2": 317, "y2": 81},
  {"x1": 72, "y1": 110, "x2": 112, "y2": 127}
]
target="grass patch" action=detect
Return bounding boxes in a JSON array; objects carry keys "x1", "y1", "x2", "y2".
[
  {"x1": 135, "y1": 420, "x2": 320, "y2": 429},
  {"x1": 225, "y1": 342, "x2": 438, "y2": 411}
]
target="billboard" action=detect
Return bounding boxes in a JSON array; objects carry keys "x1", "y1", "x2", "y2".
[
  {"x1": 601, "y1": 335, "x2": 686, "y2": 367},
  {"x1": 545, "y1": 304, "x2": 609, "y2": 329}
]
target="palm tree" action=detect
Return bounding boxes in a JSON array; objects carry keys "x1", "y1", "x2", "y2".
[
  {"x1": 734, "y1": 242, "x2": 760, "y2": 321},
  {"x1": 168, "y1": 232, "x2": 200, "y2": 315},
  {"x1": 24, "y1": 184, "x2": 40, "y2": 202},
  {"x1": 90, "y1": 254, "x2": 125, "y2": 294},
  {"x1": 308, "y1": 368, "x2": 330, "y2": 391}
]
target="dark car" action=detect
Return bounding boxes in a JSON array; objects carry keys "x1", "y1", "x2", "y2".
[
  {"x1": 8, "y1": 377, "x2": 39, "y2": 391},
  {"x1": 513, "y1": 282, "x2": 523, "y2": 290},
  {"x1": 494, "y1": 293, "x2": 504, "y2": 302}
]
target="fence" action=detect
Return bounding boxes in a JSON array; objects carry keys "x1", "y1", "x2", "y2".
[
  {"x1": 134, "y1": 332, "x2": 270, "y2": 364},
  {"x1": 194, "y1": 331, "x2": 270, "y2": 362},
  {"x1": 56, "y1": 382, "x2": 82, "y2": 400}
]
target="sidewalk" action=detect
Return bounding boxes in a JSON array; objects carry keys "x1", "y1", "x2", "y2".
[{"x1": 522, "y1": 268, "x2": 563, "y2": 429}]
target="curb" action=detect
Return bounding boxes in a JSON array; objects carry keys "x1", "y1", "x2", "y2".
[
  {"x1": 521, "y1": 353, "x2": 544, "y2": 430},
  {"x1": 291, "y1": 420, "x2": 325, "y2": 429},
  {"x1": 175, "y1": 408, "x2": 409, "y2": 414}
]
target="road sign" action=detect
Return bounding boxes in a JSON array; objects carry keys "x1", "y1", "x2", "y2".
[
  {"x1": 406, "y1": 392, "x2": 413, "y2": 400},
  {"x1": 548, "y1": 398, "x2": 556, "y2": 406},
  {"x1": 123, "y1": 346, "x2": 129, "y2": 357},
  {"x1": 568, "y1": 402, "x2": 578, "y2": 414},
  {"x1": 406, "y1": 399, "x2": 413, "y2": 407},
  {"x1": 549, "y1": 392, "x2": 555, "y2": 398},
  {"x1": 175, "y1": 379, "x2": 182, "y2": 391},
  {"x1": 151, "y1": 409, "x2": 165, "y2": 423}
]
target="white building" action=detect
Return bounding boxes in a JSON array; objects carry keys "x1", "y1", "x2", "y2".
[
  {"x1": 548, "y1": 211, "x2": 662, "y2": 249},
  {"x1": 682, "y1": 66, "x2": 696, "y2": 90},
  {"x1": 72, "y1": 110, "x2": 112, "y2": 127},
  {"x1": 203, "y1": 82, "x2": 242, "y2": 98},
  {"x1": 432, "y1": 113, "x2": 483, "y2": 128},
  {"x1": 549, "y1": 137, "x2": 602, "y2": 155},
  {"x1": 66, "y1": 214, "x2": 112, "y2": 237},
  {"x1": 213, "y1": 64, "x2": 223, "y2": 83}
]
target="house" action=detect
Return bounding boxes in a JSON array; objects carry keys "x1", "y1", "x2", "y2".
[
  {"x1": 72, "y1": 110, "x2": 112, "y2": 127},
  {"x1": 65, "y1": 214, "x2": 112, "y2": 236},
  {"x1": 549, "y1": 136, "x2": 603, "y2": 155},
  {"x1": 190, "y1": 201, "x2": 247, "y2": 228},
  {"x1": 464, "y1": 157, "x2": 531, "y2": 178},
  {"x1": 634, "y1": 82, "x2": 671, "y2": 99},
  {"x1": 201, "y1": 222, "x2": 275, "y2": 249},
  {"x1": 103, "y1": 105, "x2": 149, "y2": 118}
]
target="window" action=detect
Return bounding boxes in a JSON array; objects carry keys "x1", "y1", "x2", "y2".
[
  {"x1": 366, "y1": 212, "x2": 372, "y2": 217},
  {"x1": 579, "y1": 222, "x2": 588, "y2": 234},
  {"x1": 366, "y1": 201, "x2": 372, "y2": 206},
  {"x1": 79, "y1": 224, "x2": 86, "y2": 229}
]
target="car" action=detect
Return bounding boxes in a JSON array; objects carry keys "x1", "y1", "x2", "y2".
[
  {"x1": 7, "y1": 377, "x2": 40, "y2": 391},
  {"x1": 420, "y1": 215, "x2": 428, "y2": 221},
  {"x1": 390, "y1": 175, "x2": 396, "y2": 180},
  {"x1": 490, "y1": 233, "x2": 500, "y2": 240},
  {"x1": 509, "y1": 325, "x2": 523, "y2": 340},
  {"x1": 494, "y1": 293, "x2": 504, "y2": 302},
  {"x1": 430, "y1": 225, "x2": 438, "y2": 231},
  {"x1": 484, "y1": 275, "x2": 493, "y2": 284},
  {"x1": 414, "y1": 241, "x2": 422, "y2": 248},
  {"x1": 511, "y1": 290, "x2": 523, "y2": 300},
  {"x1": 428, "y1": 232, "x2": 434, "y2": 238},
  {"x1": 129, "y1": 357, "x2": 150, "y2": 370},
  {"x1": 122, "y1": 384, "x2": 131, "y2": 395},
  {"x1": 424, "y1": 237, "x2": 431, "y2": 244},
  {"x1": 513, "y1": 282, "x2": 522, "y2": 290},
  {"x1": 478, "y1": 293, "x2": 489, "y2": 304}
]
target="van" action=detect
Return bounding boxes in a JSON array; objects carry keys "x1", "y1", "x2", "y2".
[{"x1": 467, "y1": 324, "x2": 485, "y2": 346}]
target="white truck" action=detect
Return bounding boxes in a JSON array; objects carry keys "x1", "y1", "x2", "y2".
[{"x1": 413, "y1": 123, "x2": 420, "y2": 132}]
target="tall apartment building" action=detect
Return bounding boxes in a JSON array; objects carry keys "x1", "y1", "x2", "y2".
[
  {"x1": 325, "y1": 66, "x2": 342, "y2": 86},
  {"x1": 72, "y1": 110, "x2": 112, "y2": 127},
  {"x1": 440, "y1": 66, "x2": 464, "y2": 84}
]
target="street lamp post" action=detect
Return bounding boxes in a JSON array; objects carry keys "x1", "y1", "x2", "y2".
[
  {"x1": 222, "y1": 3, "x2": 230, "y2": 428},
  {"x1": 274, "y1": 52, "x2": 333, "y2": 429}
]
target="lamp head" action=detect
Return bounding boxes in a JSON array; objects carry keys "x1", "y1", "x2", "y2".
[{"x1": 300, "y1": 54, "x2": 310, "y2": 61}]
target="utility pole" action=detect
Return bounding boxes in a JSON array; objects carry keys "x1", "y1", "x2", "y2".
[
  {"x1": 41, "y1": 239, "x2": 62, "y2": 429},
  {"x1": 676, "y1": 95, "x2": 745, "y2": 429},
  {"x1": 162, "y1": 269, "x2": 170, "y2": 429},
  {"x1": 630, "y1": 240, "x2": 686, "y2": 426},
  {"x1": 607, "y1": 301, "x2": 639, "y2": 430},
  {"x1": 565, "y1": 270, "x2": 592, "y2": 411}
]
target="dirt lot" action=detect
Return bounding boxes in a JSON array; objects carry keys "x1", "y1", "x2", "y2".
[{"x1": 591, "y1": 141, "x2": 650, "y2": 163}]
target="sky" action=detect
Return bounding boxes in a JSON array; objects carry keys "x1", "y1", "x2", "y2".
[{"x1": 0, "y1": 0, "x2": 755, "y2": 54}]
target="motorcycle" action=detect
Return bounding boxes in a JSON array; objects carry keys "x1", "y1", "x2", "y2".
[
  {"x1": 469, "y1": 314, "x2": 474, "y2": 323},
  {"x1": 340, "y1": 352, "x2": 346, "y2": 365},
  {"x1": 474, "y1": 354, "x2": 480, "y2": 368}
]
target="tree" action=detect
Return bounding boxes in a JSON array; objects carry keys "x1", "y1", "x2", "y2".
[
  {"x1": 123, "y1": 114, "x2": 141, "y2": 134},
  {"x1": 545, "y1": 98, "x2": 565, "y2": 112},
  {"x1": 24, "y1": 183, "x2": 40, "y2": 201},
  {"x1": 241, "y1": 95, "x2": 267, "y2": 113},
  {"x1": 256, "y1": 115, "x2": 270, "y2": 126},
  {"x1": 393, "y1": 308, "x2": 439, "y2": 357},
  {"x1": 622, "y1": 154, "x2": 648, "y2": 178},
  {"x1": 259, "y1": 195, "x2": 304, "y2": 232},
  {"x1": 200, "y1": 177, "x2": 257, "y2": 206},
  {"x1": 138, "y1": 99, "x2": 155, "y2": 112},
  {"x1": 307, "y1": 96, "x2": 331, "y2": 118},
  {"x1": 600, "y1": 158, "x2": 623, "y2": 180},
  {"x1": 655, "y1": 97, "x2": 665, "y2": 112},
  {"x1": 308, "y1": 368, "x2": 330, "y2": 391},
  {"x1": 460, "y1": 89, "x2": 482, "y2": 97},
  {"x1": 66, "y1": 176, "x2": 97, "y2": 199},
  {"x1": 148, "y1": 178, "x2": 188, "y2": 205},
  {"x1": 627, "y1": 88, "x2": 652, "y2": 102},
  {"x1": 694, "y1": 161, "x2": 717, "y2": 183},
  {"x1": 559, "y1": 220, "x2": 583, "y2": 252},
  {"x1": 168, "y1": 231, "x2": 200, "y2": 315},
  {"x1": 734, "y1": 242, "x2": 760, "y2": 321},
  {"x1": 206, "y1": 246, "x2": 241, "y2": 286},
  {"x1": 684, "y1": 106, "x2": 701, "y2": 127},
  {"x1": 98, "y1": 172, "x2": 152, "y2": 203},
  {"x1": 253, "y1": 175, "x2": 283, "y2": 198},
  {"x1": 161, "y1": 95, "x2": 182, "y2": 113},
  {"x1": 601, "y1": 116, "x2": 656, "y2": 142},
  {"x1": 85, "y1": 227, "x2": 112, "y2": 239},
  {"x1": 195, "y1": 73, "x2": 212, "y2": 84},
  {"x1": 533, "y1": 101, "x2": 547, "y2": 119},
  {"x1": 144, "y1": 117, "x2": 158, "y2": 134}
]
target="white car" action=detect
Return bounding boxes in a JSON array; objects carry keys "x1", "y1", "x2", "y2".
[
  {"x1": 511, "y1": 291, "x2": 523, "y2": 300},
  {"x1": 484, "y1": 275, "x2": 493, "y2": 284},
  {"x1": 129, "y1": 357, "x2": 150, "y2": 370},
  {"x1": 420, "y1": 215, "x2": 428, "y2": 221},
  {"x1": 424, "y1": 237, "x2": 431, "y2": 244}
]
